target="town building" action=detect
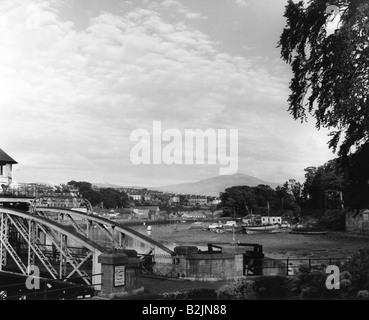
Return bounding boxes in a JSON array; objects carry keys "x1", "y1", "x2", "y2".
[
  {"x1": 0, "y1": 148, "x2": 17, "y2": 192},
  {"x1": 188, "y1": 198, "x2": 208, "y2": 206},
  {"x1": 129, "y1": 194, "x2": 142, "y2": 201},
  {"x1": 131, "y1": 206, "x2": 160, "y2": 219},
  {"x1": 170, "y1": 196, "x2": 180, "y2": 203},
  {"x1": 143, "y1": 195, "x2": 151, "y2": 201},
  {"x1": 211, "y1": 198, "x2": 221, "y2": 205},
  {"x1": 261, "y1": 216, "x2": 282, "y2": 225},
  {"x1": 180, "y1": 212, "x2": 207, "y2": 219}
]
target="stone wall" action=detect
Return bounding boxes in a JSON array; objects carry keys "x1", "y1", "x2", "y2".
[
  {"x1": 346, "y1": 210, "x2": 369, "y2": 233},
  {"x1": 174, "y1": 246, "x2": 244, "y2": 281}
]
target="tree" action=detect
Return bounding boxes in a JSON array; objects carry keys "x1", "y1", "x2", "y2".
[
  {"x1": 303, "y1": 159, "x2": 344, "y2": 210},
  {"x1": 279, "y1": 1, "x2": 369, "y2": 157}
]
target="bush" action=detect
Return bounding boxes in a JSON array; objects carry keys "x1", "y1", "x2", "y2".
[
  {"x1": 339, "y1": 249, "x2": 369, "y2": 297},
  {"x1": 216, "y1": 276, "x2": 288, "y2": 300},
  {"x1": 216, "y1": 279, "x2": 258, "y2": 300},
  {"x1": 317, "y1": 209, "x2": 345, "y2": 231},
  {"x1": 161, "y1": 288, "x2": 217, "y2": 300}
]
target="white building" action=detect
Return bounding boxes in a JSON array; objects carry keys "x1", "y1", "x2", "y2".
[
  {"x1": 188, "y1": 198, "x2": 208, "y2": 205},
  {"x1": 129, "y1": 194, "x2": 142, "y2": 201},
  {"x1": 261, "y1": 216, "x2": 282, "y2": 225},
  {"x1": 211, "y1": 198, "x2": 221, "y2": 205},
  {"x1": 0, "y1": 148, "x2": 17, "y2": 190},
  {"x1": 170, "y1": 196, "x2": 180, "y2": 203},
  {"x1": 181, "y1": 212, "x2": 207, "y2": 219}
]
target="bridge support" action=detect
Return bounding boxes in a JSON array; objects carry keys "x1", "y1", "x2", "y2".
[
  {"x1": 97, "y1": 250, "x2": 144, "y2": 299},
  {"x1": 0, "y1": 212, "x2": 8, "y2": 270}
]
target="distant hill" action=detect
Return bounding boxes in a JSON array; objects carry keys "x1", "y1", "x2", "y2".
[
  {"x1": 151, "y1": 173, "x2": 281, "y2": 196},
  {"x1": 92, "y1": 183, "x2": 144, "y2": 189}
]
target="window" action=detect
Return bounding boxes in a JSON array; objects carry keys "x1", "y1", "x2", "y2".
[
  {"x1": 363, "y1": 214, "x2": 369, "y2": 221},
  {"x1": 0, "y1": 166, "x2": 3, "y2": 176}
]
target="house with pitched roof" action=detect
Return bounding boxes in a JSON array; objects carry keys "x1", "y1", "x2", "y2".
[{"x1": 0, "y1": 148, "x2": 17, "y2": 191}]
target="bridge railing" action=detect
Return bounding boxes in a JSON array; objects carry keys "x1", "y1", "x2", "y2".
[{"x1": 138, "y1": 253, "x2": 179, "y2": 278}]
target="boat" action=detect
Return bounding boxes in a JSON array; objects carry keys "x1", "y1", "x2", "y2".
[
  {"x1": 243, "y1": 223, "x2": 280, "y2": 234},
  {"x1": 290, "y1": 228, "x2": 327, "y2": 235},
  {"x1": 222, "y1": 225, "x2": 245, "y2": 234},
  {"x1": 221, "y1": 221, "x2": 245, "y2": 233},
  {"x1": 208, "y1": 223, "x2": 223, "y2": 231}
]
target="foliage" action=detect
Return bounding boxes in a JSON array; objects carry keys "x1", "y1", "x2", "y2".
[
  {"x1": 286, "y1": 250, "x2": 369, "y2": 299},
  {"x1": 316, "y1": 209, "x2": 346, "y2": 230},
  {"x1": 220, "y1": 184, "x2": 300, "y2": 217},
  {"x1": 216, "y1": 279, "x2": 258, "y2": 300},
  {"x1": 160, "y1": 288, "x2": 218, "y2": 300},
  {"x1": 279, "y1": 0, "x2": 369, "y2": 158},
  {"x1": 67, "y1": 180, "x2": 129, "y2": 209},
  {"x1": 339, "y1": 249, "x2": 369, "y2": 296},
  {"x1": 216, "y1": 277, "x2": 288, "y2": 300},
  {"x1": 303, "y1": 159, "x2": 344, "y2": 210},
  {"x1": 339, "y1": 143, "x2": 369, "y2": 210},
  {"x1": 284, "y1": 264, "x2": 336, "y2": 299},
  {"x1": 279, "y1": 0, "x2": 369, "y2": 209}
]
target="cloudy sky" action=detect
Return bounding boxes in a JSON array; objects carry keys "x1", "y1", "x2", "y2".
[{"x1": 0, "y1": 0, "x2": 336, "y2": 187}]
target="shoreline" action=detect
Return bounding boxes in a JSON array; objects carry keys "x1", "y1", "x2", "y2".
[{"x1": 129, "y1": 224, "x2": 369, "y2": 262}]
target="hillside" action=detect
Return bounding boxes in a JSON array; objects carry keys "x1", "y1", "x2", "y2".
[{"x1": 152, "y1": 173, "x2": 280, "y2": 196}]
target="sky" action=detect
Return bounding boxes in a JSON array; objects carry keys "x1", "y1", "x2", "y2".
[{"x1": 0, "y1": 0, "x2": 336, "y2": 188}]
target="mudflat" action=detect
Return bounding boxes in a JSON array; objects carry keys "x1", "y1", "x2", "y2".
[{"x1": 132, "y1": 223, "x2": 369, "y2": 261}]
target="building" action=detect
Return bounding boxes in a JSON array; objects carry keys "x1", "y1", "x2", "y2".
[
  {"x1": 181, "y1": 212, "x2": 207, "y2": 219},
  {"x1": 169, "y1": 196, "x2": 180, "y2": 204},
  {"x1": 261, "y1": 216, "x2": 282, "y2": 225},
  {"x1": 129, "y1": 194, "x2": 142, "y2": 201},
  {"x1": 131, "y1": 206, "x2": 160, "y2": 219},
  {"x1": 188, "y1": 198, "x2": 208, "y2": 206},
  {"x1": 143, "y1": 195, "x2": 151, "y2": 201},
  {"x1": 153, "y1": 211, "x2": 169, "y2": 220},
  {"x1": 0, "y1": 148, "x2": 17, "y2": 191},
  {"x1": 242, "y1": 214, "x2": 261, "y2": 225},
  {"x1": 346, "y1": 209, "x2": 369, "y2": 233},
  {"x1": 211, "y1": 198, "x2": 221, "y2": 205}
]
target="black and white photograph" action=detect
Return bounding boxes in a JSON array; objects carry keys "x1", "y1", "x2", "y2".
[{"x1": 0, "y1": 0, "x2": 369, "y2": 308}]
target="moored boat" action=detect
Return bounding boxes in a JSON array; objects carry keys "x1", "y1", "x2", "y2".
[{"x1": 243, "y1": 223, "x2": 280, "y2": 234}]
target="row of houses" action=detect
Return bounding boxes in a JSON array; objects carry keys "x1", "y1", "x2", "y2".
[
  {"x1": 128, "y1": 194, "x2": 221, "y2": 206},
  {"x1": 103, "y1": 206, "x2": 223, "y2": 221}
]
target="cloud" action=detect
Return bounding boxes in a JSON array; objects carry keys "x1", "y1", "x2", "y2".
[
  {"x1": 0, "y1": 0, "x2": 334, "y2": 186},
  {"x1": 235, "y1": 0, "x2": 250, "y2": 8}
]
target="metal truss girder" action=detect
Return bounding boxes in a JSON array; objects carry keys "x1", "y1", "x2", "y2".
[
  {"x1": 0, "y1": 215, "x2": 27, "y2": 274},
  {"x1": 35, "y1": 207, "x2": 173, "y2": 254},
  {"x1": 65, "y1": 252, "x2": 92, "y2": 285},
  {"x1": 0, "y1": 213, "x2": 8, "y2": 268},
  {"x1": 7, "y1": 215, "x2": 58, "y2": 279},
  {"x1": 96, "y1": 223, "x2": 119, "y2": 246},
  {"x1": 0, "y1": 240, "x2": 27, "y2": 274},
  {"x1": 36, "y1": 224, "x2": 91, "y2": 285},
  {"x1": 66, "y1": 214, "x2": 87, "y2": 237},
  {"x1": 35, "y1": 211, "x2": 82, "y2": 258}
]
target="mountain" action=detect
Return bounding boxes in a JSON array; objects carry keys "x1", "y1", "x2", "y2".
[
  {"x1": 152, "y1": 173, "x2": 281, "y2": 196},
  {"x1": 92, "y1": 183, "x2": 143, "y2": 189}
]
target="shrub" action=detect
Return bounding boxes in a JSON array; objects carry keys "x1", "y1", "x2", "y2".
[
  {"x1": 339, "y1": 249, "x2": 369, "y2": 297},
  {"x1": 357, "y1": 290, "x2": 369, "y2": 300},
  {"x1": 161, "y1": 288, "x2": 217, "y2": 300},
  {"x1": 216, "y1": 276, "x2": 288, "y2": 300},
  {"x1": 216, "y1": 279, "x2": 258, "y2": 300},
  {"x1": 317, "y1": 209, "x2": 345, "y2": 231}
]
